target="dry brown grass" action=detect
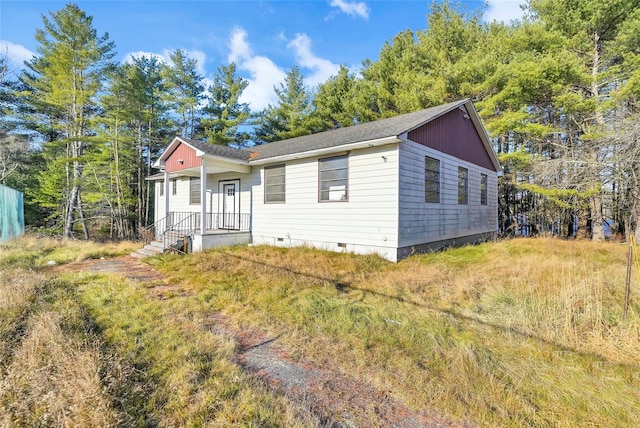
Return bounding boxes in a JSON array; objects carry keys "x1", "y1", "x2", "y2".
[
  {"x1": 0, "y1": 311, "x2": 119, "y2": 427},
  {"x1": 0, "y1": 268, "x2": 47, "y2": 368},
  {"x1": 2, "y1": 236, "x2": 638, "y2": 426},
  {"x1": 0, "y1": 239, "x2": 136, "y2": 428},
  {"x1": 0, "y1": 234, "x2": 137, "y2": 269},
  {"x1": 75, "y1": 272, "x2": 317, "y2": 427},
  {"x1": 155, "y1": 238, "x2": 640, "y2": 426}
]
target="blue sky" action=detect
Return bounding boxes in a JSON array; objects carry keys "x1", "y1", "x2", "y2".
[{"x1": 1, "y1": 0, "x2": 527, "y2": 111}]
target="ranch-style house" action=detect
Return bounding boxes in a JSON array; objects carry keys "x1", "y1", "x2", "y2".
[{"x1": 144, "y1": 98, "x2": 501, "y2": 262}]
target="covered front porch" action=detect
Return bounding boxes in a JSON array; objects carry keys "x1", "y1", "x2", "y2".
[
  {"x1": 140, "y1": 137, "x2": 255, "y2": 256},
  {"x1": 146, "y1": 211, "x2": 251, "y2": 254}
]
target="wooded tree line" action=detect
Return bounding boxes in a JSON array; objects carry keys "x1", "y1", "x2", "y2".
[{"x1": 1, "y1": 1, "x2": 639, "y2": 241}]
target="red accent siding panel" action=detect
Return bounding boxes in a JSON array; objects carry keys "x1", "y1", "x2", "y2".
[
  {"x1": 408, "y1": 108, "x2": 496, "y2": 171},
  {"x1": 164, "y1": 142, "x2": 202, "y2": 172}
]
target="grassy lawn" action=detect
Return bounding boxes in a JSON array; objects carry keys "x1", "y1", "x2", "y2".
[{"x1": 1, "y1": 235, "x2": 639, "y2": 426}]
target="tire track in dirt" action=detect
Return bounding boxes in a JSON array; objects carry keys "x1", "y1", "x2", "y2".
[{"x1": 52, "y1": 255, "x2": 472, "y2": 428}]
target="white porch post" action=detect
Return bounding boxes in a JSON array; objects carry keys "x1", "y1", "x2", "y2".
[
  {"x1": 163, "y1": 170, "x2": 170, "y2": 223},
  {"x1": 200, "y1": 162, "x2": 207, "y2": 235}
]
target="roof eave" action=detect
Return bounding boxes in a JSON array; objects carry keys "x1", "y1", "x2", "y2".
[
  {"x1": 464, "y1": 100, "x2": 502, "y2": 173},
  {"x1": 248, "y1": 135, "x2": 403, "y2": 165},
  {"x1": 201, "y1": 155, "x2": 251, "y2": 173}
]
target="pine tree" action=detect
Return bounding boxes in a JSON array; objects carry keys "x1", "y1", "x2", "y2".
[
  {"x1": 20, "y1": 4, "x2": 115, "y2": 238},
  {"x1": 200, "y1": 63, "x2": 250, "y2": 146},
  {"x1": 255, "y1": 66, "x2": 314, "y2": 143},
  {"x1": 98, "y1": 56, "x2": 172, "y2": 235},
  {"x1": 162, "y1": 49, "x2": 205, "y2": 139},
  {"x1": 312, "y1": 65, "x2": 362, "y2": 130}
]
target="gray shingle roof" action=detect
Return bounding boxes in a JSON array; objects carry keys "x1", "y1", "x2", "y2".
[
  {"x1": 180, "y1": 138, "x2": 253, "y2": 161},
  {"x1": 248, "y1": 99, "x2": 467, "y2": 161},
  {"x1": 174, "y1": 99, "x2": 468, "y2": 164}
]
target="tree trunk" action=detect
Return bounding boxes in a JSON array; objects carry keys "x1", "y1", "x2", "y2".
[
  {"x1": 576, "y1": 208, "x2": 589, "y2": 239},
  {"x1": 64, "y1": 183, "x2": 79, "y2": 239},
  {"x1": 77, "y1": 192, "x2": 89, "y2": 240},
  {"x1": 631, "y1": 196, "x2": 640, "y2": 242},
  {"x1": 591, "y1": 192, "x2": 605, "y2": 241}
]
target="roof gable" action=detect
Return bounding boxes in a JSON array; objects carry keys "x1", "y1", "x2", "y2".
[
  {"x1": 407, "y1": 105, "x2": 499, "y2": 171},
  {"x1": 154, "y1": 136, "x2": 251, "y2": 169}
]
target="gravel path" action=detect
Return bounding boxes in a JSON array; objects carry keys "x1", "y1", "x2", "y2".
[{"x1": 53, "y1": 255, "x2": 470, "y2": 428}]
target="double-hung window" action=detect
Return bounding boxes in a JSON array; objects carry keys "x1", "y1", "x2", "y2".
[
  {"x1": 190, "y1": 177, "x2": 200, "y2": 205},
  {"x1": 458, "y1": 167, "x2": 468, "y2": 204},
  {"x1": 265, "y1": 165, "x2": 286, "y2": 203},
  {"x1": 425, "y1": 156, "x2": 440, "y2": 203},
  {"x1": 480, "y1": 173, "x2": 488, "y2": 205},
  {"x1": 319, "y1": 155, "x2": 348, "y2": 202}
]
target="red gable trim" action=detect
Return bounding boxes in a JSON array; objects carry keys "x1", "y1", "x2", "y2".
[
  {"x1": 164, "y1": 142, "x2": 202, "y2": 172},
  {"x1": 408, "y1": 107, "x2": 497, "y2": 171}
]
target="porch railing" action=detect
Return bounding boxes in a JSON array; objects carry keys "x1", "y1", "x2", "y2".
[
  {"x1": 145, "y1": 211, "x2": 251, "y2": 242},
  {"x1": 202, "y1": 212, "x2": 251, "y2": 232},
  {"x1": 143, "y1": 211, "x2": 202, "y2": 244},
  {"x1": 163, "y1": 212, "x2": 199, "y2": 253}
]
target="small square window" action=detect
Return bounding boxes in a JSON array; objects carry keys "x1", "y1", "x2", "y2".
[{"x1": 319, "y1": 155, "x2": 348, "y2": 202}]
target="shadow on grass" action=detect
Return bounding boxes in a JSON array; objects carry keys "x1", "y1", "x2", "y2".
[{"x1": 221, "y1": 251, "x2": 639, "y2": 371}]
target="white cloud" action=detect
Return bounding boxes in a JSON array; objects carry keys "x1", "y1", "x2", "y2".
[
  {"x1": 484, "y1": 0, "x2": 526, "y2": 23},
  {"x1": 122, "y1": 50, "x2": 169, "y2": 65},
  {"x1": 123, "y1": 48, "x2": 207, "y2": 76},
  {"x1": 329, "y1": 0, "x2": 369, "y2": 19},
  {"x1": 0, "y1": 40, "x2": 35, "y2": 76},
  {"x1": 287, "y1": 33, "x2": 340, "y2": 88},
  {"x1": 228, "y1": 27, "x2": 253, "y2": 63},
  {"x1": 227, "y1": 27, "x2": 286, "y2": 111}
]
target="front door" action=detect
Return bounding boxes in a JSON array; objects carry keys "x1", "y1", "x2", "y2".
[{"x1": 222, "y1": 182, "x2": 237, "y2": 229}]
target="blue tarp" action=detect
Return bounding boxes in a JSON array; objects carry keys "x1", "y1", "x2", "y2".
[{"x1": 0, "y1": 184, "x2": 25, "y2": 243}]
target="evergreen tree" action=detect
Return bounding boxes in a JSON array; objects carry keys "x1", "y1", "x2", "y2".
[
  {"x1": 359, "y1": 30, "x2": 423, "y2": 117},
  {"x1": 525, "y1": 0, "x2": 637, "y2": 240},
  {"x1": 255, "y1": 66, "x2": 314, "y2": 143},
  {"x1": 312, "y1": 65, "x2": 365, "y2": 130},
  {"x1": 162, "y1": 49, "x2": 205, "y2": 139},
  {"x1": 0, "y1": 56, "x2": 29, "y2": 184},
  {"x1": 20, "y1": 3, "x2": 115, "y2": 238},
  {"x1": 200, "y1": 63, "x2": 250, "y2": 146},
  {"x1": 98, "y1": 56, "x2": 171, "y2": 234}
]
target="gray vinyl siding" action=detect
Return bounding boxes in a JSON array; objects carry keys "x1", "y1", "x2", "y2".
[
  {"x1": 398, "y1": 140, "x2": 498, "y2": 247},
  {"x1": 251, "y1": 144, "x2": 400, "y2": 260},
  {"x1": 208, "y1": 172, "x2": 257, "y2": 215},
  {"x1": 157, "y1": 174, "x2": 255, "y2": 218}
]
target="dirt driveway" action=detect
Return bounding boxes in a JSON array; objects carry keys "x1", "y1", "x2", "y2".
[{"x1": 55, "y1": 255, "x2": 471, "y2": 427}]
